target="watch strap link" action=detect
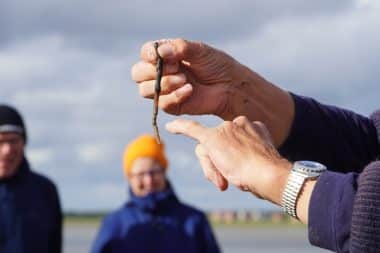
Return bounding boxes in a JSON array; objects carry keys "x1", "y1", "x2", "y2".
[{"x1": 281, "y1": 171, "x2": 305, "y2": 218}]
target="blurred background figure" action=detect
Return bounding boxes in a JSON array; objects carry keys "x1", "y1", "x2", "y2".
[
  {"x1": 0, "y1": 104, "x2": 62, "y2": 253},
  {"x1": 91, "y1": 134, "x2": 220, "y2": 253}
]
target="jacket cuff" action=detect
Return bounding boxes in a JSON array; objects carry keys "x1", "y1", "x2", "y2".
[
  {"x1": 308, "y1": 171, "x2": 358, "y2": 252},
  {"x1": 351, "y1": 161, "x2": 380, "y2": 252},
  {"x1": 278, "y1": 93, "x2": 311, "y2": 160},
  {"x1": 370, "y1": 110, "x2": 380, "y2": 144}
]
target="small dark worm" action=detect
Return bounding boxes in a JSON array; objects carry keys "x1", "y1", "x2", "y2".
[{"x1": 152, "y1": 42, "x2": 163, "y2": 144}]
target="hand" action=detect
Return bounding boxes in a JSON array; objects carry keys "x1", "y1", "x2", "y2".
[
  {"x1": 131, "y1": 38, "x2": 295, "y2": 147},
  {"x1": 131, "y1": 38, "x2": 245, "y2": 117},
  {"x1": 166, "y1": 116, "x2": 292, "y2": 205}
]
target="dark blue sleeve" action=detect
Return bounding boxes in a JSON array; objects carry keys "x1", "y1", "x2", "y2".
[
  {"x1": 279, "y1": 93, "x2": 380, "y2": 173},
  {"x1": 49, "y1": 184, "x2": 62, "y2": 253},
  {"x1": 350, "y1": 161, "x2": 380, "y2": 252},
  {"x1": 309, "y1": 162, "x2": 380, "y2": 252},
  {"x1": 308, "y1": 171, "x2": 358, "y2": 252},
  {"x1": 199, "y1": 214, "x2": 221, "y2": 253},
  {"x1": 90, "y1": 215, "x2": 116, "y2": 253}
]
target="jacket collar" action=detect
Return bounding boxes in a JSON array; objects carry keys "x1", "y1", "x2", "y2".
[
  {"x1": 0, "y1": 157, "x2": 30, "y2": 183},
  {"x1": 128, "y1": 181, "x2": 179, "y2": 213}
]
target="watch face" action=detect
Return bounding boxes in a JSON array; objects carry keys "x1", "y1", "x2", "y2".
[
  {"x1": 294, "y1": 161, "x2": 326, "y2": 177},
  {"x1": 297, "y1": 160, "x2": 323, "y2": 169}
]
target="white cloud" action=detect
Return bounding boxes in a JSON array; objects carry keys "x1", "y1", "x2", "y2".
[
  {"x1": 223, "y1": 0, "x2": 380, "y2": 114},
  {"x1": 0, "y1": 0, "x2": 353, "y2": 49},
  {"x1": 1, "y1": 1, "x2": 378, "y2": 211},
  {"x1": 355, "y1": 0, "x2": 376, "y2": 8},
  {"x1": 76, "y1": 143, "x2": 114, "y2": 164}
]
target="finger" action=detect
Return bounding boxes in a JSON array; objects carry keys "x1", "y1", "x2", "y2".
[
  {"x1": 138, "y1": 73, "x2": 187, "y2": 98},
  {"x1": 232, "y1": 116, "x2": 251, "y2": 132},
  {"x1": 161, "y1": 39, "x2": 206, "y2": 61},
  {"x1": 159, "y1": 81, "x2": 227, "y2": 116},
  {"x1": 233, "y1": 115, "x2": 249, "y2": 125},
  {"x1": 140, "y1": 38, "x2": 209, "y2": 63},
  {"x1": 251, "y1": 121, "x2": 274, "y2": 143},
  {"x1": 233, "y1": 116, "x2": 265, "y2": 140},
  {"x1": 131, "y1": 61, "x2": 179, "y2": 83},
  {"x1": 140, "y1": 39, "x2": 176, "y2": 63},
  {"x1": 165, "y1": 118, "x2": 208, "y2": 143},
  {"x1": 195, "y1": 144, "x2": 228, "y2": 191},
  {"x1": 158, "y1": 84, "x2": 193, "y2": 114}
]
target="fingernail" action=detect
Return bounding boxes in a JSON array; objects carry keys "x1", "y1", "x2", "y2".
[
  {"x1": 159, "y1": 44, "x2": 175, "y2": 58},
  {"x1": 165, "y1": 121, "x2": 175, "y2": 131}
]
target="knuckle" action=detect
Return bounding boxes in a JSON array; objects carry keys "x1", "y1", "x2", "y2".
[
  {"x1": 160, "y1": 99, "x2": 172, "y2": 112},
  {"x1": 175, "y1": 38, "x2": 187, "y2": 51},
  {"x1": 160, "y1": 98, "x2": 180, "y2": 115},
  {"x1": 185, "y1": 121, "x2": 197, "y2": 132},
  {"x1": 222, "y1": 121, "x2": 234, "y2": 130},
  {"x1": 234, "y1": 115, "x2": 249, "y2": 125},
  {"x1": 195, "y1": 144, "x2": 202, "y2": 156},
  {"x1": 162, "y1": 92, "x2": 185, "y2": 115}
]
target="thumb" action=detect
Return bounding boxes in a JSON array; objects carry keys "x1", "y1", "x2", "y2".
[{"x1": 165, "y1": 39, "x2": 209, "y2": 62}]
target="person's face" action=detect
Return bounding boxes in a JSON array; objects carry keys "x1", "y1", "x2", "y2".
[
  {"x1": 128, "y1": 157, "x2": 167, "y2": 197},
  {"x1": 0, "y1": 132, "x2": 24, "y2": 179}
]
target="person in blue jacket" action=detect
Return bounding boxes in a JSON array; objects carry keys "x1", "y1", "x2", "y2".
[
  {"x1": 132, "y1": 38, "x2": 380, "y2": 252},
  {"x1": 0, "y1": 104, "x2": 62, "y2": 253},
  {"x1": 91, "y1": 134, "x2": 220, "y2": 253}
]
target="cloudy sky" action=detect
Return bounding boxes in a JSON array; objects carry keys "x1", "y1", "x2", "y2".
[{"x1": 0, "y1": 0, "x2": 379, "y2": 212}]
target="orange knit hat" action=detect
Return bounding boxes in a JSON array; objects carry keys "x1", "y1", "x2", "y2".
[{"x1": 123, "y1": 134, "x2": 168, "y2": 177}]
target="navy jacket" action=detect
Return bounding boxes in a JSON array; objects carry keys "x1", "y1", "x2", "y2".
[
  {"x1": 0, "y1": 158, "x2": 62, "y2": 253},
  {"x1": 91, "y1": 183, "x2": 220, "y2": 253},
  {"x1": 279, "y1": 94, "x2": 380, "y2": 252}
]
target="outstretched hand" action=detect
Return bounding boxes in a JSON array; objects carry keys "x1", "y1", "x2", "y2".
[{"x1": 166, "y1": 116, "x2": 292, "y2": 205}]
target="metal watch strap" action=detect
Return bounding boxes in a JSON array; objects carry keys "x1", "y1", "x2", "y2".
[{"x1": 281, "y1": 171, "x2": 305, "y2": 218}]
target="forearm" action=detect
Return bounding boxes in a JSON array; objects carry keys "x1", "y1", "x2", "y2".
[{"x1": 219, "y1": 63, "x2": 295, "y2": 147}]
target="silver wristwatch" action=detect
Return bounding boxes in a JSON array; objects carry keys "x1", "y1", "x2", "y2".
[{"x1": 281, "y1": 160, "x2": 326, "y2": 219}]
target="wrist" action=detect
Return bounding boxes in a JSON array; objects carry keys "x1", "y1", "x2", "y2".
[
  {"x1": 216, "y1": 63, "x2": 256, "y2": 121},
  {"x1": 247, "y1": 159, "x2": 292, "y2": 206},
  {"x1": 218, "y1": 64, "x2": 294, "y2": 147},
  {"x1": 281, "y1": 161, "x2": 326, "y2": 222},
  {"x1": 296, "y1": 179, "x2": 317, "y2": 224},
  {"x1": 266, "y1": 159, "x2": 293, "y2": 205}
]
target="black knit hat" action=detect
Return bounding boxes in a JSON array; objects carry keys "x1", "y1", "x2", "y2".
[{"x1": 0, "y1": 104, "x2": 27, "y2": 143}]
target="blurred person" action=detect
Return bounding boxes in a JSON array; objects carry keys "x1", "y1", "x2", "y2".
[
  {"x1": 0, "y1": 104, "x2": 62, "y2": 253},
  {"x1": 131, "y1": 38, "x2": 380, "y2": 252},
  {"x1": 91, "y1": 134, "x2": 220, "y2": 253}
]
